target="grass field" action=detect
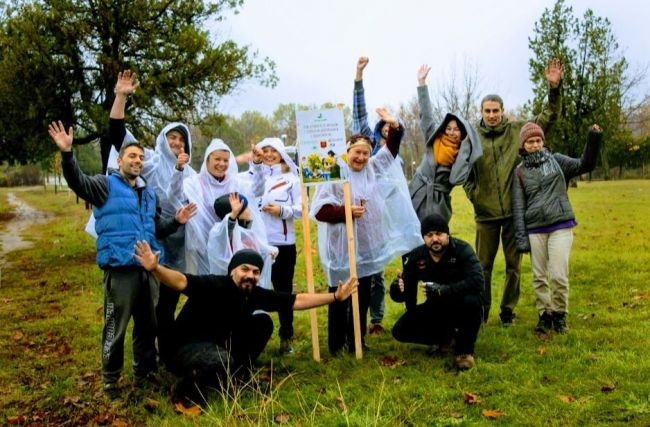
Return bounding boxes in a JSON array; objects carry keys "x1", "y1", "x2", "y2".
[{"x1": 1, "y1": 180, "x2": 649, "y2": 426}]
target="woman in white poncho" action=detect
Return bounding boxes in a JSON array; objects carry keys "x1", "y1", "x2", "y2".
[
  {"x1": 168, "y1": 139, "x2": 275, "y2": 286},
  {"x1": 310, "y1": 108, "x2": 422, "y2": 354},
  {"x1": 250, "y1": 137, "x2": 301, "y2": 354}
]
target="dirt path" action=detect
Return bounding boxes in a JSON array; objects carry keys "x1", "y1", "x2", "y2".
[{"x1": 0, "y1": 192, "x2": 51, "y2": 263}]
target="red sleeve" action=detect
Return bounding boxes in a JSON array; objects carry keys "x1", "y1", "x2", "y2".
[
  {"x1": 314, "y1": 204, "x2": 346, "y2": 223},
  {"x1": 385, "y1": 124, "x2": 404, "y2": 158}
]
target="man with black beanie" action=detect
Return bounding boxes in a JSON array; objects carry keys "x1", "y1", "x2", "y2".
[
  {"x1": 134, "y1": 242, "x2": 357, "y2": 404},
  {"x1": 390, "y1": 213, "x2": 484, "y2": 370}
]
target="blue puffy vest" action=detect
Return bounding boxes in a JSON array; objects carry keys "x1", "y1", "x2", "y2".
[{"x1": 94, "y1": 173, "x2": 164, "y2": 268}]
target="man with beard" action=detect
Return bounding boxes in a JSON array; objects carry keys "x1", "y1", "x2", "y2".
[
  {"x1": 389, "y1": 214, "x2": 484, "y2": 370},
  {"x1": 133, "y1": 242, "x2": 358, "y2": 404}
]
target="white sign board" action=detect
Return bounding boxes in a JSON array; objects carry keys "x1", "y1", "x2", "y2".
[{"x1": 296, "y1": 108, "x2": 346, "y2": 185}]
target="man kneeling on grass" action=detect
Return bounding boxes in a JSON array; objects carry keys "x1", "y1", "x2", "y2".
[
  {"x1": 134, "y1": 242, "x2": 357, "y2": 405},
  {"x1": 390, "y1": 214, "x2": 484, "y2": 370}
]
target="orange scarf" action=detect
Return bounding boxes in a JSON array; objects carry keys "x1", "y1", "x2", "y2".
[{"x1": 433, "y1": 135, "x2": 460, "y2": 167}]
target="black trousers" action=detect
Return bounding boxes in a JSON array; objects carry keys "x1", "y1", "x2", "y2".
[
  {"x1": 392, "y1": 296, "x2": 482, "y2": 355},
  {"x1": 271, "y1": 244, "x2": 296, "y2": 340},
  {"x1": 172, "y1": 312, "x2": 273, "y2": 403},
  {"x1": 328, "y1": 275, "x2": 371, "y2": 354},
  {"x1": 156, "y1": 284, "x2": 180, "y2": 368}
]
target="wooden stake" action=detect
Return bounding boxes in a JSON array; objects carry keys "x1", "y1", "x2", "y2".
[
  {"x1": 300, "y1": 184, "x2": 320, "y2": 361},
  {"x1": 343, "y1": 182, "x2": 362, "y2": 359}
]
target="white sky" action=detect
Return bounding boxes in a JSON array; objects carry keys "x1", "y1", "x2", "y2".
[{"x1": 213, "y1": 0, "x2": 649, "y2": 118}]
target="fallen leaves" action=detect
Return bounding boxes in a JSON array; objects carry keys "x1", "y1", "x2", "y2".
[
  {"x1": 174, "y1": 402, "x2": 202, "y2": 417},
  {"x1": 481, "y1": 409, "x2": 505, "y2": 419},
  {"x1": 601, "y1": 383, "x2": 616, "y2": 393},
  {"x1": 274, "y1": 413, "x2": 290, "y2": 424},
  {"x1": 558, "y1": 395, "x2": 577, "y2": 403},
  {"x1": 335, "y1": 395, "x2": 347, "y2": 412},
  {"x1": 379, "y1": 355, "x2": 405, "y2": 367},
  {"x1": 13, "y1": 331, "x2": 24, "y2": 341},
  {"x1": 463, "y1": 392, "x2": 481, "y2": 405},
  {"x1": 6, "y1": 415, "x2": 26, "y2": 425}
]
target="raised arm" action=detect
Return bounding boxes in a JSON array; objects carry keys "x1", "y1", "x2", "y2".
[
  {"x1": 48, "y1": 121, "x2": 109, "y2": 206},
  {"x1": 293, "y1": 277, "x2": 358, "y2": 310},
  {"x1": 416, "y1": 64, "x2": 437, "y2": 141},
  {"x1": 534, "y1": 58, "x2": 563, "y2": 131},
  {"x1": 376, "y1": 107, "x2": 403, "y2": 157},
  {"x1": 352, "y1": 56, "x2": 373, "y2": 139}
]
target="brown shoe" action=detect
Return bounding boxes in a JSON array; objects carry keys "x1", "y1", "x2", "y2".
[
  {"x1": 368, "y1": 323, "x2": 385, "y2": 334},
  {"x1": 454, "y1": 354, "x2": 475, "y2": 370}
]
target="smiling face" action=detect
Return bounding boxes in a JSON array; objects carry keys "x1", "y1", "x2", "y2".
[
  {"x1": 117, "y1": 145, "x2": 145, "y2": 181},
  {"x1": 230, "y1": 263, "x2": 261, "y2": 295},
  {"x1": 206, "y1": 149, "x2": 230, "y2": 178},
  {"x1": 166, "y1": 130, "x2": 186, "y2": 157},
  {"x1": 262, "y1": 146, "x2": 282, "y2": 165},
  {"x1": 445, "y1": 119, "x2": 462, "y2": 144},
  {"x1": 346, "y1": 144, "x2": 371, "y2": 172},
  {"x1": 481, "y1": 100, "x2": 504, "y2": 128}
]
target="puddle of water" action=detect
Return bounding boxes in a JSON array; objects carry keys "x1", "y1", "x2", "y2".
[{"x1": 0, "y1": 192, "x2": 51, "y2": 260}]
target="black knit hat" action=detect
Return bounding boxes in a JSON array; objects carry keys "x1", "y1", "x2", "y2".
[
  {"x1": 420, "y1": 213, "x2": 449, "y2": 236},
  {"x1": 227, "y1": 249, "x2": 264, "y2": 274},
  {"x1": 213, "y1": 193, "x2": 248, "y2": 219}
]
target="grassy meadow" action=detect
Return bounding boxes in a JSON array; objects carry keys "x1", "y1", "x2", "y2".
[{"x1": 0, "y1": 180, "x2": 649, "y2": 426}]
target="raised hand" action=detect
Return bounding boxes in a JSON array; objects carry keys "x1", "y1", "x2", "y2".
[
  {"x1": 591, "y1": 123, "x2": 602, "y2": 133},
  {"x1": 175, "y1": 202, "x2": 197, "y2": 224},
  {"x1": 251, "y1": 143, "x2": 263, "y2": 164},
  {"x1": 417, "y1": 64, "x2": 431, "y2": 86},
  {"x1": 376, "y1": 107, "x2": 399, "y2": 128},
  {"x1": 47, "y1": 121, "x2": 73, "y2": 152},
  {"x1": 133, "y1": 240, "x2": 160, "y2": 272},
  {"x1": 545, "y1": 58, "x2": 564, "y2": 88},
  {"x1": 356, "y1": 56, "x2": 369, "y2": 81},
  {"x1": 115, "y1": 70, "x2": 138, "y2": 97},
  {"x1": 228, "y1": 192, "x2": 243, "y2": 219}
]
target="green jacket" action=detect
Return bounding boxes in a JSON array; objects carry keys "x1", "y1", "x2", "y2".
[{"x1": 464, "y1": 86, "x2": 561, "y2": 222}]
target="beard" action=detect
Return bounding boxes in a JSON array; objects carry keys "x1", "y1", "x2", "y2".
[
  {"x1": 239, "y1": 278, "x2": 257, "y2": 294},
  {"x1": 428, "y1": 242, "x2": 447, "y2": 256}
]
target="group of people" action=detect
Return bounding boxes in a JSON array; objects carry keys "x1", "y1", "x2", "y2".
[{"x1": 48, "y1": 54, "x2": 602, "y2": 405}]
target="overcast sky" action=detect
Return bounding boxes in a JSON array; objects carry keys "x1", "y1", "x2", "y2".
[{"x1": 213, "y1": 0, "x2": 649, "y2": 119}]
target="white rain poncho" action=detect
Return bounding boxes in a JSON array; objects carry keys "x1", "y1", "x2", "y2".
[
  {"x1": 310, "y1": 145, "x2": 423, "y2": 286},
  {"x1": 207, "y1": 215, "x2": 277, "y2": 289},
  {"x1": 172, "y1": 139, "x2": 269, "y2": 275}
]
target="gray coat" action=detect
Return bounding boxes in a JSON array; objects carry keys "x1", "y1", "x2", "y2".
[
  {"x1": 409, "y1": 85, "x2": 483, "y2": 222},
  {"x1": 511, "y1": 129, "x2": 602, "y2": 252}
]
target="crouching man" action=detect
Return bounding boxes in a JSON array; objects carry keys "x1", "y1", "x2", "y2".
[
  {"x1": 390, "y1": 214, "x2": 484, "y2": 370},
  {"x1": 134, "y1": 242, "x2": 357, "y2": 404}
]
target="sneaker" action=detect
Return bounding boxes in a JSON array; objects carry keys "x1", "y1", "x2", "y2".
[
  {"x1": 500, "y1": 309, "x2": 516, "y2": 327},
  {"x1": 103, "y1": 382, "x2": 120, "y2": 401},
  {"x1": 368, "y1": 323, "x2": 385, "y2": 334},
  {"x1": 553, "y1": 312, "x2": 568, "y2": 333},
  {"x1": 454, "y1": 354, "x2": 475, "y2": 371},
  {"x1": 279, "y1": 339, "x2": 294, "y2": 355},
  {"x1": 535, "y1": 312, "x2": 553, "y2": 333}
]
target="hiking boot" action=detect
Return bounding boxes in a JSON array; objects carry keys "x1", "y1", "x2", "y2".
[
  {"x1": 454, "y1": 354, "x2": 475, "y2": 371},
  {"x1": 500, "y1": 309, "x2": 516, "y2": 327},
  {"x1": 368, "y1": 323, "x2": 385, "y2": 334},
  {"x1": 535, "y1": 312, "x2": 553, "y2": 333},
  {"x1": 553, "y1": 312, "x2": 568, "y2": 334},
  {"x1": 279, "y1": 339, "x2": 294, "y2": 355},
  {"x1": 103, "y1": 382, "x2": 120, "y2": 401}
]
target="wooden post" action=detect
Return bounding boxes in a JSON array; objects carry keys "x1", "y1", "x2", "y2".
[
  {"x1": 300, "y1": 184, "x2": 320, "y2": 361},
  {"x1": 343, "y1": 181, "x2": 362, "y2": 359}
]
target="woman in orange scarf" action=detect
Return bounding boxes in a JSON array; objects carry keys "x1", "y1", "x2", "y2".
[{"x1": 409, "y1": 64, "x2": 483, "y2": 223}]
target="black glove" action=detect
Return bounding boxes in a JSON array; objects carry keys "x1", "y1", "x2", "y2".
[{"x1": 424, "y1": 282, "x2": 449, "y2": 299}]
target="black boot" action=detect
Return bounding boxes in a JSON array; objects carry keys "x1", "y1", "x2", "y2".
[
  {"x1": 535, "y1": 311, "x2": 553, "y2": 333},
  {"x1": 552, "y1": 311, "x2": 568, "y2": 333}
]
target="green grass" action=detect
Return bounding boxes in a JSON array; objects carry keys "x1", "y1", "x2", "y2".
[{"x1": 1, "y1": 181, "x2": 649, "y2": 426}]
